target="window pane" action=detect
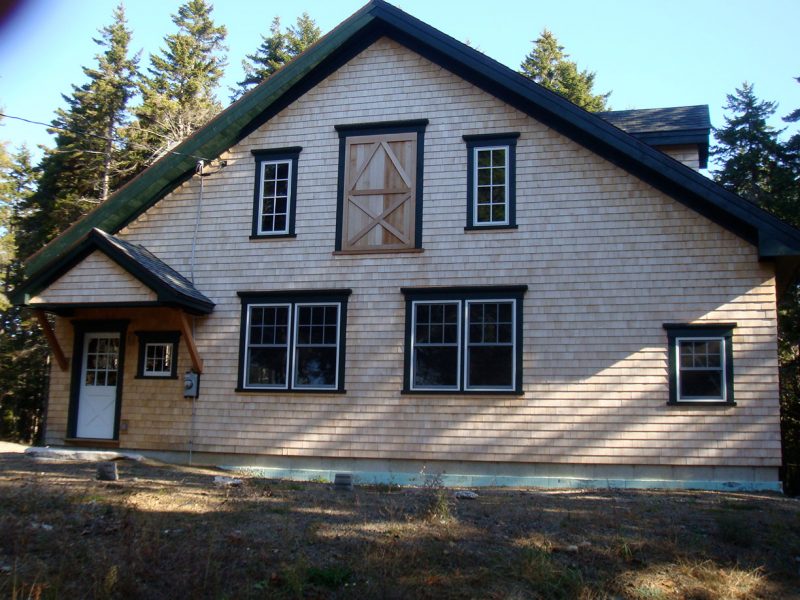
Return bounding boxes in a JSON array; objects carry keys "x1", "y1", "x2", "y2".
[
  {"x1": 477, "y1": 168, "x2": 491, "y2": 185},
  {"x1": 477, "y1": 150, "x2": 491, "y2": 168},
  {"x1": 491, "y1": 148, "x2": 506, "y2": 165},
  {"x1": 680, "y1": 370, "x2": 722, "y2": 399},
  {"x1": 276, "y1": 180, "x2": 288, "y2": 197},
  {"x1": 468, "y1": 346, "x2": 513, "y2": 388},
  {"x1": 276, "y1": 162, "x2": 289, "y2": 179},
  {"x1": 264, "y1": 164, "x2": 276, "y2": 179},
  {"x1": 477, "y1": 186, "x2": 491, "y2": 203},
  {"x1": 247, "y1": 347, "x2": 287, "y2": 386},
  {"x1": 414, "y1": 346, "x2": 458, "y2": 388},
  {"x1": 492, "y1": 167, "x2": 505, "y2": 185},
  {"x1": 492, "y1": 187, "x2": 506, "y2": 202},
  {"x1": 477, "y1": 204, "x2": 491, "y2": 222},
  {"x1": 295, "y1": 347, "x2": 337, "y2": 387},
  {"x1": 491, "y1": 204, "x2": 506, "y2": 222}
]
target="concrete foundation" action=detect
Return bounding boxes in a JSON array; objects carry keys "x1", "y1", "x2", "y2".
[{"x1": 115, "y1": 448, "x2": 783, "y2": 493}]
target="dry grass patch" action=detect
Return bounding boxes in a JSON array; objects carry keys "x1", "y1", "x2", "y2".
[{"x1": 1, "y1": 453, "x2": 799, "y2": 599}]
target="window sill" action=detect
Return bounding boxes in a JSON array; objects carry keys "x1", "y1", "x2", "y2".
[
  {"x1": 401, "y1": 388, "x2": 523, "y2": 396},
  {"x1": 332, "y1": 248, "x2": 424, "y2": 256},
  {"x1": 666, "y1": 401, "x2": 736, "y2": 407},
  {"x1": 235, "y1": 387, "x2": 347, "y2": 395},
  {"x1": 464, "y1": 224, "x2": 518, "y2": 232},
  {"x1": 134, "y1": 374, "x2": 179, "y2": 380},
  {"x1": 250, "y1": 233, "x2": 297, "y2": 240}
]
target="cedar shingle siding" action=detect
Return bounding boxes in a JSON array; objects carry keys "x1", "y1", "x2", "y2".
[{"x1": 43, "y1": 39, "x2": 781, "y2": 474}]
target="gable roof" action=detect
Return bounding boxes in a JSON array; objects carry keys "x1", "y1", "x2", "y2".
[
  {"x1": 17, "y1": 0, "x2": 800, "y2": 291},
  {"x1": 19, "y1": 228, "x2": 214, "y2": 314},
  {"x1": 599, "y1": 105, "x2": 711, "y2": 168}
]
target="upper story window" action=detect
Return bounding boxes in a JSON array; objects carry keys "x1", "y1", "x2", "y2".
[
  {"x1": 663, "y1": 323, "x2": 736, "y2": 405},
  {"x1": 402, "y1": 286, "x2": 526, "y2": 394},
  {"x1": 334, "y1": 120, "x2": 427, "y2": 253},
  {"x1": 237, "y1": 290, "x2": 351, "y2": 393},
  {"x1": 251, "y1": 147, "x2": 301, "y2": 239},
  {"x1": 463, "y1": 133, "x2": 519, "y2": 230}
]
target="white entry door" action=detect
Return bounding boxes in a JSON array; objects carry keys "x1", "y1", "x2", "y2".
[{"x1": 76, "y1": 333, "x2": 121, "y2": 439}]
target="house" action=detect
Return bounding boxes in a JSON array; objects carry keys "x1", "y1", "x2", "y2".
[{"x1": 12, "y1": 0, "x2": 800, "y2": 491}]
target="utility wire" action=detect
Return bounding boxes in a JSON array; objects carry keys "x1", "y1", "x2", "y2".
[{"x1": 0, "y1": 111, "x2": 211, "y2": 162}]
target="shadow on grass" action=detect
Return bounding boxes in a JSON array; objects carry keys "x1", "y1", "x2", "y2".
[{"x1": 0, "y1": 454, "x2": 799, "y2": 599}]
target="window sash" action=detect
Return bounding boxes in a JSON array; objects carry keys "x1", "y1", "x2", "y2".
[
  {"x1": 243, "y1": 302, "x2": 342, "y2": 390},
  {"x1": 410, "y1": 298, "x2": 516, "y2": 392},
  {"x1": 473, "y1": 145, "x2": 509, "y2": 226},
  {"x1": 292, "y1": 302, "x2": 341, "y2": 390},
  {"x1": 464, "y1": 299, "x2": 516, "y2": 391},
  {"x1": 143, "y1": 342, "x2": 173, "y2": 376},
  {"x1": 410, "y1": 300, "x2": 461, "y2": 391},
  {"x1": 676, "y1": 336, "x2": 726, "y2": 401},
  {"x1": 257, "y1": 159, "x2": 292, "y2": 235},
  {"x1": 244, "y1": 303, "x2": 292, "y2": 389}
]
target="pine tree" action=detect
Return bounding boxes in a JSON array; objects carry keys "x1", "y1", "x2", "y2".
[
  {"x1": 0, "y1": 141, "x2": 48, "y2": 443},
  {"x1": 15, "y1": 5, "x2": 138, "y2": 259},
  {"x1": 232, "y1": 13, "x2": 321, "y2": 100},
  {"x1": 132, "y1": 0, "x2": 227, "y2": 164},
  {"x1": 712, "y1": 83, "x2": 790, "y2": 217},
  {"x1": 520, "y1": 29, "x2": 609, "y2": 112}
]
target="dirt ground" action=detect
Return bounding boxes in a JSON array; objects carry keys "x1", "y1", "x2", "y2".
[{"x1": 1, "y1": 448, "x2": 799, "y2": 599}]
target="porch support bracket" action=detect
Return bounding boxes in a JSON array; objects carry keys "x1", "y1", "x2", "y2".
[
  {"x1": 33, "y1": 309, "x2": 69, "y2": 371},
  {"x1": 175, "y1": 309, "x2": 204, "y2": 373}
]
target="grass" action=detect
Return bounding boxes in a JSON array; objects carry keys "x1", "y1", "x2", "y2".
[{"x1": 0, "y1": 453, "x2": 799, "y2": 599}]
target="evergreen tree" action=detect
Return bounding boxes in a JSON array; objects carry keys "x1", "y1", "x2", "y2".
[
  {"x1": 232, "y1": 13, "x2": 321, "y2": 100},
  {"x1": 520, "y1": 29, "x2": 609, "y2": 111},
  {"x1": 712, "y1": 83, "x2": 790, "y2": 217},
  {"x1": 16, "y1": 5, "x2": 138, "y2": 259},
  {"x1": 0, "y1": 141, "x2": 48, "y2": 443},
  {"x1": 132, "y1": 0, "x2": 227, "y2": 164},
  {"x1": 713, "y1": 81, "x2": 800, "y2": 492}
]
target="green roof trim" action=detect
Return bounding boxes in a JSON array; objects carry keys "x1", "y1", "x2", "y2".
[{"x1": 20, "y1": 0, "x2": 800, "y2": 292}]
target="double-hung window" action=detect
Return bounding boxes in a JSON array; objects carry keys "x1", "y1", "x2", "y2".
[
  {"x1": 251, "y1": 147, "x2": 301, "y2": 238},
  {"x1": 238, "y1": 291, "x2": 350, "y2": 392},
  {"x1": 403, "y1": 286, "x2": 526, "y2": 393},
  {"x1": 464, "y1": 133, "x2": 519, "y2": 229},
  {"x1": 664, "y1": 323, "x2": 735, "y2": 405},
  {"x1": 135, "y1": 331, "x2": 180, "y2": 379}
]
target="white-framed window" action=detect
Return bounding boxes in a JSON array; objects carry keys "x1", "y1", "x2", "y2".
[
  {"x1": 257, "y1": 160, "x2": 291, "y2": 235},
  {"x1": 251, "y1": 147, "x2": 301, "y2": 238},
  {"x1": 463, "y1": 133, "x2": 518, "y2": 229},
  {"x1": 664, "y1": 324, "x2": 735, "y2": 405},
  {"x1": 238, "y1": 291, "x2": 350, "y2": 392},
  {"x1": 144, "y1": 343, "x2": 173, "y2": 377},
  {"x1": 473, "y1": 146, "x2": 509, "y2": 226},
  {"x1": 135, "y1": 331, "x2": 180, "y2": 379},
  {"x1": 404, "y1": 287, "x2": 525, "y2": 393}
]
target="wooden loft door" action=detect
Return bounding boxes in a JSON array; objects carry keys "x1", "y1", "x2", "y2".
[{"x1": 341, "y1": 132, "x2": 417, "y2": 252}]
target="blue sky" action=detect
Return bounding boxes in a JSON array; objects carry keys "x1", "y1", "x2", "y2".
[{"x1": 0, "y1": 0, "x2": 798, "y2": 170}]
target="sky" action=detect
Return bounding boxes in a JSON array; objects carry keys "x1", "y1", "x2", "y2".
[{"x1": 0, "y1": 0, "x2": 798, "y2": 169}]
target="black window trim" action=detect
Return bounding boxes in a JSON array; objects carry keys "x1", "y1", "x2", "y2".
[
  {"x1": 463, "y1": 133, "x2": 519, "y2": 231},
  {"x1": 250, "y1": 146, "x2": 302, "y2": 239},
  {"x1": 237, "y1": 289, "x2": 351, "y2": 393},
  {"x1": 663, "y1": 323, "x2": 736, "y2": 406},
  {"x1": 402, "y1": 285, "x2": 526, "y2": 395},
  {"x1": 334, "y1": 119, "x2": 428, "y2": 252},
  {"x1": 135, "y1": 331, "x2": 181, "y2": 379}
]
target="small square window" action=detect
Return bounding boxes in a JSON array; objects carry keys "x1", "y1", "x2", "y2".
[
  {"x1": 135, "y1": 332, "x2": 180, "y2": 379},
  {"x1": 464, "y1": 133, "x2": 519, "y2": 230},
  {"x1": 251, "y1": 147, "x2": 301, "y2": 238},
  {"x1": 664, "y1": 324, "x2": 735, "y2": 405}
]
